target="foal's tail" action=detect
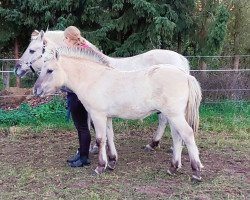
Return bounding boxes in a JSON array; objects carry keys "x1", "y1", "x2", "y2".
[{"x1": 186, "y1": 75, "x2": 202, "y2": 133}]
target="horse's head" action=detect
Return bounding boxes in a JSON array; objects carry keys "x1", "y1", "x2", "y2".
[
  {"x1": 15, "y1": 30, "x2": 47, "y2": 77},
  {"x1": 33, "y1": 50, "x2": 65, "y2": 97}
]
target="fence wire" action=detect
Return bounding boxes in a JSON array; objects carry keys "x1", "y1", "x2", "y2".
[{"x1": 1, "y1": 56, "x2": 250, "y2": 107}]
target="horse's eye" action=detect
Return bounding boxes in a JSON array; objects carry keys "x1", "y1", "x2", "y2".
[
  {"x1": 29, "y1": 49, "x2": 36, "y2": 54},
  {"x1": 47, "y1": 69, "x2": 53, "y2": 74}
]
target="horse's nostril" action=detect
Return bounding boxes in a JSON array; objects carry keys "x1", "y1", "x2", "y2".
[
  {"x1": 33, "y1": 87, "x2": 37, "y2": 95},
  {"x1": 15, "y1": 63, "x2": 21, "y2": 69}
]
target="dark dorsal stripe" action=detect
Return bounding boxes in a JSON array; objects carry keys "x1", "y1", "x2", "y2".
[{"x1": 56, "y1": 46, "x2": 111, "y2": 67}]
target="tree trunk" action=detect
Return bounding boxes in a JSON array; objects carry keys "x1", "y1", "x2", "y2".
[
  {"x1": 232, "y1": 55, "x2": 240, "y2": 70},
  {"x1": 199, "y1": 59, "x2": 207, "y2": 78},
  {"x1": 232, "y1": 3, "x2": 241, "y2": 70},
  {"x1": 15, "y1": 38, "x2": 21, "y2": 88},
  {"x1": 177, "y1": 32, "x2": 182, "y2": 53}
]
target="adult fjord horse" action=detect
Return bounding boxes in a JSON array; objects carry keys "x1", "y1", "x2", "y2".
[
  {"x1": 15, "y1": 30, "x2": 190, "y2": 151},
  {"x1": 33, "y1": 47, "x2": 203, "y2": 181}
]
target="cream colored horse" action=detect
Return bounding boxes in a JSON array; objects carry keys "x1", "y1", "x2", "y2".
[
  {"x1": 33, "y1": 47, "x2": 203, "y2": 181},
  {"x1": 15, "y1": 30, "x2": 190, "y2": 151}
]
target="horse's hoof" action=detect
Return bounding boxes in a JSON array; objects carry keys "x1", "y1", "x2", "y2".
[
  {"x1": 107, "y1": 161, "x2": 116, "y2": 170},
  {"x1": 144, "y1": 144, "x2": 154, "y2": 152},
  {"x1": 191, "y1": 175, "x2": 202, "y2": 183},
  {"x1": 167, "y1": 169, "x2": 176, "y2": 176}
]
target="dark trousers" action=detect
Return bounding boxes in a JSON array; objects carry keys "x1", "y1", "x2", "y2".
[{"x1": 67, "y1": 93, "x2": 91, "y2": 158}]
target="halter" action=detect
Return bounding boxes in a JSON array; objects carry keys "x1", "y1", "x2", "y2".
[{"x1": 25, "y1": 42, "x2": 46, "y2": 74}]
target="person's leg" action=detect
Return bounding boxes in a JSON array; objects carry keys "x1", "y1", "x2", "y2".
[
  {"x1": 66, "y1": 93, "x2": 80, "y2": 162},
  {"x1": 67, "y1": 93, "x2": 91, "y2": 167}
]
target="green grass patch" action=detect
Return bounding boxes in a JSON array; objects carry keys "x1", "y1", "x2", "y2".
[{"x1": 0, "y1": 100, "x2": 249, "y2": 135}]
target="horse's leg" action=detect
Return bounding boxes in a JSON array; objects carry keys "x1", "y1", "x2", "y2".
[
  {"x1": 167, "y1": 125, "x2": 183, "y2": 175},
  {"x1": 106, "y1": 117, "x2": 118, "y2": 170},
  {"x1": 88, "y1": 117, "x2": 99, "y2": 154},
  {"x1": 145, "y1": 113, "x2": 168, "y2": 151},
  {"x1": 167, "y1": 115, "x2": 203, "y2": 181},
  {"x1": 90, "y1": 113, "x2": 108, "y2": 174}
]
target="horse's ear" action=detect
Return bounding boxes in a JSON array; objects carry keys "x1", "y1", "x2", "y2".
[
  {"x1": 55, "y1": 50, "x2": 60, "y2": 61},
  {"x1": 31, "y1": 30, "x2": 39, "y2": 40},
  {"x1": 39, "y1": 30, "x2": 45, "y2": 41},
  {"x1": 43, "y1": 39, "x2": 48, "y2": 46}
]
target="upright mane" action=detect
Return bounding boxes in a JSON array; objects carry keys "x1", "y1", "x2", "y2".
[
  {"x1": 45, "y1": 30, "x2": 102, "y2": 53},
  {"x1": 44, "y1": 31, "x2": 65, "y2": 45},
  {"x1": 45, "y1": 47, "x2": 111, "y2": 67}
]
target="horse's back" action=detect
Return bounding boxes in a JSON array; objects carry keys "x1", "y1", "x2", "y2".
[{"x1": 111, "y1": 49, "x2": 189, "y2": 73}]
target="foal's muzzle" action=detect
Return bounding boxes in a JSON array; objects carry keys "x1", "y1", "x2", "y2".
[{"x1": 33, "y1": 85, "x2": 43, "y2": 97}]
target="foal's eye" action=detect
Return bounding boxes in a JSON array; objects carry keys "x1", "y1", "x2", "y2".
[
  {"x1": 47, "y1": 69, "x2": 53, "y2": 74},
  {"x1": 29, "y1": 49, "x2": 36, "y2": 54}
]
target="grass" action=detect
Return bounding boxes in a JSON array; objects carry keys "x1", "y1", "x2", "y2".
[{"x1": 0, "y1": 101, "x2": 249, "y2": 199}]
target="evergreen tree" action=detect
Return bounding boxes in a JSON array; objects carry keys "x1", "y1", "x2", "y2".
[
  {"x1": 191, "y1": 0, "x2": 229, "y2": 69},
  {"x1": 82, "y1": 0, "x2": 180, "y2": 56}
]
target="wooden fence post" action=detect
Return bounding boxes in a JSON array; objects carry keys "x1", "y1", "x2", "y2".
[
  {"x1": 3, "y1": 62, "x2": 10, "y2": 89},
  {"x1": 15, "y1": 38, "x2": 21, "y2": 88}
]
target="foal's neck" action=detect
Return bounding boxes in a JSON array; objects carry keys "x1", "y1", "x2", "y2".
[{"x1": 60, "y1": 57, "x2": 109, "y2": 92}]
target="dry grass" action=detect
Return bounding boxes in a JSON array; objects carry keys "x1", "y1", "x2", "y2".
[{"x1": 0, "y1": 119, "x2": 249, "y2": 200}]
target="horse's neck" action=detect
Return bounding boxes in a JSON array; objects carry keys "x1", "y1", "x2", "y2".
[{"x1": 45, "y1": 31, "x2": 65, "y2": 46}]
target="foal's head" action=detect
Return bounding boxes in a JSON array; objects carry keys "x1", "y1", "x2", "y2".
[{"x1": 33, "y1": 50, "x2": 65, "y2": 97}]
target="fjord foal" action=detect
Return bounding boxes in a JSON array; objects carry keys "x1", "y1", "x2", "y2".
[
  {"x1": 15, "y1": 30, "x2": 191, "y2": 151},
  {"x1": 34, "y1": 47, "x2": 203, "y2": 181}
]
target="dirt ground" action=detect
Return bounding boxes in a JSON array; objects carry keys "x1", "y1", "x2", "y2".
[
  {"x1": 0, "y1": 127, "x2": 249, "y2": 199},
  {"x1": 0, "y1": 87, "x2": 62, "y2": 110}
]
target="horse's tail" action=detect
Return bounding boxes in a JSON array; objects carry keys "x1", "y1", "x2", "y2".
[
  {"x1": 180, "y1": 55, "x2": 190, "y2": 74},
  {"x1": 186, "y1": 75, "x2": 202, "y2": 133}
]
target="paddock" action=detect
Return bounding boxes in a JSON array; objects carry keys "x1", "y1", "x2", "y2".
[
  {"x1": 0, "y1": 58, "x2": 249, "y2": 199},
  {"x1": 0, "y1": 108, "x2": 249, "y2": 199}
]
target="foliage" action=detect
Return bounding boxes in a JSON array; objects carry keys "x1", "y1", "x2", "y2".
[
  {"x1": 0, "y1": 0, "x2": 248, "y2": 68},
  {"x1": 192, "y1": 1, "x2": 230, "y2": 58},
  {"x1": 0, "y1": 99, "x2": 248, "y2": 134},
  {"x1": 0, "y1": 97, "x2": 66, "y2": 127},
  {"x1": 223, "y1": 0, "x2": 250, "y2": 55}
]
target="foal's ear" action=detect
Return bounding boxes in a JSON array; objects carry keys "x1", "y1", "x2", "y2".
[{"x1": 55, "y1": 50, "x2": 60, "y2": 61}]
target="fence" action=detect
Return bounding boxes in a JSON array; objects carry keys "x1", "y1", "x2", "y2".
[{"x1": 1, "y1": 56, "x2": 250, "y2": 109}]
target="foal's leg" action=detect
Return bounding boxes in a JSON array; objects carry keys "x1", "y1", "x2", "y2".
[
  {"x1": 90, "y1": 113, "x2": 108, "y2": 174},
  {"x1": 168, "y1": 116, "x2": 203, "y2": 181},
  {"x1": 106, "y1": 118, "x2": 118, "y2": 170},
  {"x1": 145, "y1": 113, "x2": 168, "y2": 151},
  {"x1": 167, "y1": 125, "x2": 183, "y2": 175}
]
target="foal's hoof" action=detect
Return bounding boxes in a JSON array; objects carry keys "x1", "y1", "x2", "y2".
[
  {"x1": 144, "y1": 144, "x2": 155, "y2": 152},
  {"x1": 167, "y1": 169, "x2": 176, "y2": 176},
  {"x1": 94, "y1": 166, "x2": 106, "y2": 175},
  {"x1": 89, "y1": 146, "x2": 99, "y2": 155},
  {"x1": 166, "y1": 146, "x2": 174, "y2": 154},
  {"x1": 107, "y1": 161, "x2": 116, "y2": 170},
  {"x1": 92, "y1": 170, "x2": 100, "y2": 176},
  {"x1": 167, "y1": 164, "x2": 178, "y2": 176},
  {"x1": 191, "y1": 175, "x2": 202, "y2": 183}
]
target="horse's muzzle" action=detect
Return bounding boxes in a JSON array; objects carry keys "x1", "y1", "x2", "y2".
[
  {"x1": 14, "y1": 63, "x2": 21, "y2": 72},
  {"x1": 15, "y1": 63, "x2": 27, "y2": 77}
]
